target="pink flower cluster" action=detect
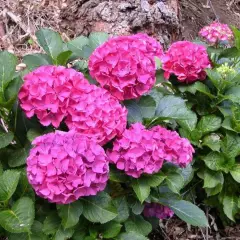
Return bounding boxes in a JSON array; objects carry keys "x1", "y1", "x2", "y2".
[
  {"x1": 143, "y1": 203, "x2": 174, "y2": 219},
  {"x1": 199, "y1": 22, "x2": 233, "y2": 44},
  {"x1": 19, "y1": 66, "x2": 89, "y2": 127},
  {"x1": 27, "y1": 131, "x2": 109, "y2": 204},
  {"x1": 162, "y1": 41, "x2": 211, "y2": 83},
  {"x1": 19, "y1": 65, "x2": 127, "y2": 145},
  {"x1": 107, "y1": 123, "x2": 194, "y2": 178},
  {"x1": 151, "y1": 125, "x2": 195, "y2": 168},
  {"x1": 89, "y1": 34, "x2": 163, "y2": 100},
  {"x1": 65, "y1": 84, "x2": 127, "y2": 145}
]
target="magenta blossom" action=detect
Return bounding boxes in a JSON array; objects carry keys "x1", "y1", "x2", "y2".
[
  {"x1": 18, "y1": 65, "x2": 89, "y2": 127},
  {"x1": 89, "y1": 34, "x2": 163, "y2": 100},
  {"x1": 151, "y1": 125, "x2": 194, "y2": 168},
  {"x1": 65, "y1": 84, "x2": 127, "y2": 145},
  {"x1": 199, "y1": 22, "x2": 233, "y2": 44},
  {"x1": 144, "y1": 203, "x2": 174, "y2": 219},
  {"x1": 107, "y1": 123, "x2": 165, "y2": 178},
  {"x1": 27, "y1": 131, "x2": 109, "y2": 204},
  {"x1": 162, "y1": 41, "x2": 211, "y2": 83}
]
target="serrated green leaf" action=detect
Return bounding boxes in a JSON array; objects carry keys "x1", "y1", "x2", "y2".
[
  {"x1": 125, "y1": 215, "x2": 152, "y2": 236},
  {"x1": 110, "y1": 166, "x2": 129, "y2": 183},
  {"x1": 113, "y1": 197, "x2": 129, "y2": 223},
  {"x1": 55, "y1": 50, "x2": 72, "y2": 65},
  {"x1": 165, "y1": 172, "x2": 184, "y2": 194},
  {"x1": 205, "y1": 184, "x2": 223, "y2": 197},
  {"x1": 0, "y1": 170, "x2": 20, "y2": 201},
  {"x1": 203, "y1": 169, "x2": 224, "y2": 189},
  {"x1": 202, "y1": 134, "x2": 221, "y2": 152},
  {"x1": 8, "y1": 148, "x2": 28, "y2": 167},
  {"x1": 202, "y1": 152, "x2": 226, "y2": 171},
  {"x1": 67, "y1": 36, "x2": 89, "y2": 59},
  {"x1": 232, "y1": 26, "x2": 240, "y2": 50},
  {"x1": 230, "y1": 164, "x2": 240, "y2": 183},
  {"x1": 81, "y1": 192, "x2": 118, "y2": 224},
  {"x1": 130, "y1": 201, "x2": 144, "y2": 215},
  {"x1": 221, "y1": 132, "x2": 240, "y2": 158},
  {"x1": 73, "y1": 60, "x2": 88, "y2": 72},
  {"x1": 54, "y1": 226, "x2": 74, "y2": 240},
  {"x1": 101, "y1": 221, "x2": 122, "y2": 239},
  {"x1": 36, "y1": 28, "x2": 63, "y2": 59},
  {"x1": 0, "y1": 51, "x2": 17, "y2": 101},
  {"x1": 57, "y1": 201, "x2": 83, "y2": 229},
  {"x1": 23, "y1": 53, "x2": 53, "y2": 71},
  {"x1": 177, "y1": 111, "x2": 198, "y2": 131},
  {"x1": 225, "y1": 86, "x2": 240, "y2": 104},
  {"x1": 223, "y1": 194, "x2": 238, "y2": 221},
  {"x1": 89, "y1": 32, "x2": 109, "y2": 50},
  {"x1": 0, "y1": 197, "x2": 34, "y2": 233},
  {"x1": 161, "y1": 199, "x2": 208, "y2": 227},
  {"x1": 132, "y1": 179, "x2": 150, "y2": 203},
  {"x1": 197, "y1": 115, "x2": 222, "y2": 135},
  {"x1": 43, "y1": 212, "x2": 61, "y2": 235},
  {"x1": 124, "y1": 95, "x2": 156, "y2": 124},
  {"x1": 0, "y1": 131, "x2": 14, "y2": 149},
  {"x1": 155, "y1": 95, "x2": 195, "y2": 120},
  {"x1": 142, "y1": 172, "x2": 166, "y2": 187}
]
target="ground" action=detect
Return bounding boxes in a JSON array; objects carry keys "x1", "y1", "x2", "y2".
[{"x1": 1, "y1": 0, "x2": 240, "y2": 239}]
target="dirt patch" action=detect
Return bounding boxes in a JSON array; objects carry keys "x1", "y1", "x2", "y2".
[{"x1": 179, "y1": 0, "x2": 240, "y2": 40}]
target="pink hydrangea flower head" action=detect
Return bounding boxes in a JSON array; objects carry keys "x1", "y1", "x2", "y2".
[
  {"x1": 143, "y1": 203, "x2": 174, "y2": 219},
  {"x1": 89, "y1": 34, "x2": 163, "y2": 100},
  {"x1": 65, "y1": 84, "x2": 128, "y2": 145},
  {"x1": 162, "y1": 41, "x2": 211, "y2": 83},
  {"x1": 27, "y1": 131, "x2": 109, "y2": 204},
  {"x1": 199, "y1": 22, "x2": 233, "y2": 44},
  {"x1": 151, "y1": 125, "x2": 194, "y2": 167},
  {"x1": 107, "y1": 123, "x2": 165, "y2": 178},
  {"x1": 18, "y1": 65, "x2": 89, "y2": 128}
]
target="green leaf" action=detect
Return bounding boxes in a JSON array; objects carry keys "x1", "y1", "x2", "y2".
[
  {"x1": 230, "y1": 164, "x2": 240, "y2": 183},
  {"x1": 8, "y1": 148, "x2": 28, "y2": 167},
  {"x1": 73, "y1": 60, "x2": 88, "y2": 72},
  {"x1": 225, "y1": 86, "x2": 240, "y2": 103},
  {"x1": 205, "y1": 184, "x2": 223, "y2": 197},
  {"x1": 202, "y1": 152, "x2": 226, "y2": 171},
  {"x1": 155, "y1": 95, "x2": 195, "y2": 120},
  {"x1": 165, "y1": 172, "x2": 184, "y2": 194},
  {"x1": 161, "y1": 199, "x2": 208, "y2": 227},
  {"x1": 179, "y1": 164, "x2": 194, "y2": 187},
  {"x1": 178, "y1": 81, "x2": 214, "y2": 98},
  {"x1": 113, "y1": 197, "x2": 129, "y2": 223},
  {"x1": 36, "y1": 28, "x2": 64, "y2": 59},
  {"x1": 23, "y1": 54, "x2": 53, "y2": 71},
  {"x1": 0, "y1": 51, "x2": 17, "y2": 100},
  {"x1": 197, "y1": 115, "x2": 222, "y2": 135},
  {"x1": 223, "y1": 194, "x2": 238, "y2": 221},
  {"x1": 57, "y1": 201, "x2": 83, "y2": 229},
  {"x1": 232, "y1": 26, "x2": 240, "y2": 49},
  {"x1": 132, "y1": 179, "x2": 150, "y2": 203},
  {"x1": 0, "y1": 170, "x2": 20, "y2": 201},
  {"x1": 0, "y1": 197, "x2": 34, "y2": 233},
  {"x1": 125, "y1": 215, "x2": 152, "y2": 236},
  {"x1": 124, "y1": 96, "x2": 156, "y2": 124},
  {"x1": 221, "y1": 132, "x2": 240, "y2": 158},
  {"x1": 81, "y1": 192, "x2": 118, "y2": 224},
  {"x1": 55, "y1": 50, "x2": 72, "y2": 65},
  {"x1": 54, "y1": 227, "x2": 74, "y2": 240},
  {"x1": 203, "y1": 169, "x2": 224, "y2": 189},
  {"x1": 118, "y1": 231, "x2": 148, "y2": 240},
  {"x1": 67, "y1": 36, "x2": 89, "y2": 59},
  {"x1": 142, "y1": 172, "x2": 166, "y2": 187},
  {"x1": 202, "y1": 134, "x2": 221, "y2": 152},
  {"x1": 43, "y1": 212, "x2": 61, "y2": 235},
  {"x1": 130, "y1": 201, "x2": 144, "y2": 215},
  {"x1": 218, "y1": 47, "x2": 240, "y2": 58},
  {"x1": 177, "y1": 111, "x2": 197, "y2": 131},
  {"x1": 89, "y1": 32, "x2": 109, "y2": 50},
  {"x1": 110, "y1": 166, "x2": 129, "y2": 183},
  {"x1": 27, "y1": 128, "x2": 42, "y2": 142},
  {"x1": 101, "y1": 221, "x2": 122, "y2": 239},
  {"x1": 0, "y1": 131, "x2": 14, "y2": 149}
]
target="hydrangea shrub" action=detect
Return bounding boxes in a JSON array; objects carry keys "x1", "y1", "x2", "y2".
[{"x1": 2, "y1": 23, "x2": 240, "y2": 239}]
